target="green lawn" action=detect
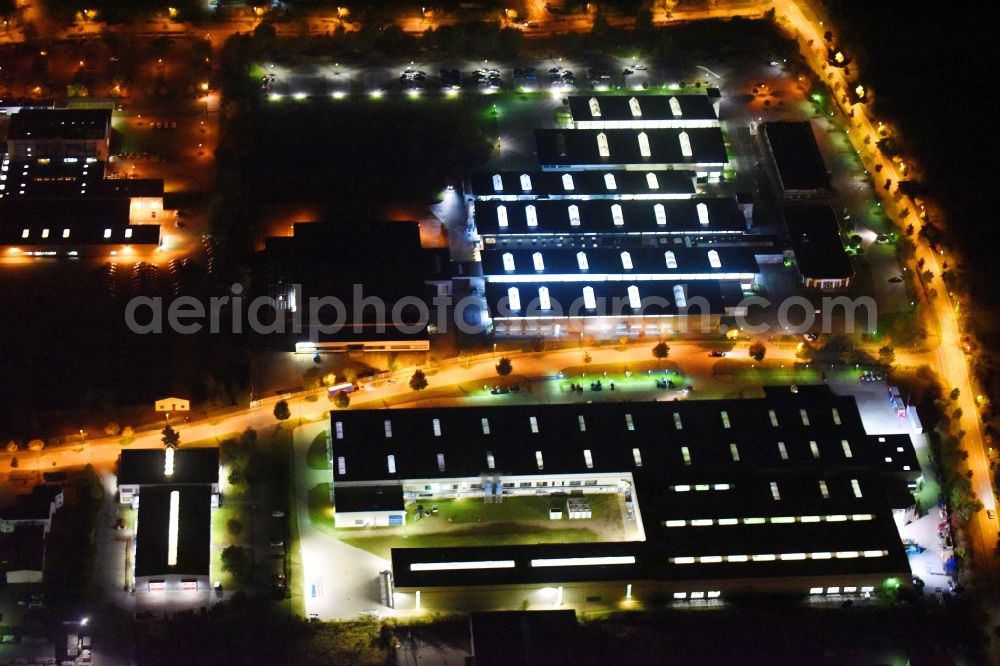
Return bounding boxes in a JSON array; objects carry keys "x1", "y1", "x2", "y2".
[
  {"x1": 339, "y1": 525, "x2": 602, "y2": 560},
  {"x1": 306, "y1": 430, "x2": 331, "y2": 470},
  {"x1": 308, "y1": 485, "x2": 619, "y2": 559}
]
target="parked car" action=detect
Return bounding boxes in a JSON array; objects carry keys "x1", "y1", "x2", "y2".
[{"x1": 709, "y1": 351, "x2": 727, "y2": 357}]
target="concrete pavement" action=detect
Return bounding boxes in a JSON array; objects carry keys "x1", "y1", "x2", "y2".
[{"x1": 292, "y1": 420, "x2": 390, "y2": 620}]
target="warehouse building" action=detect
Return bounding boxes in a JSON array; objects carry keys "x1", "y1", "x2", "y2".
[
  {"x1": 535, "y1": 128, "x2": 728, "y2": 173},
  {"x1": 469, "y1": 169, "x2": 696, "y2": 200},
  {"x1": 0, "y1": 156, "x2": 165, "y2": 257},
  {"x1": 783, "y1": 206, "x2": 854, "y2": 290},
  {"x1": 761, "y1": 122, "x2": 831, "y2": 199},
  {"x1": 568, "y1": 94, "x2": 720, "y2": 129},
  {"x1": 256, "y1": 221, "x2": 449, "y2": 354},
  {"x1": 328, "y1": 386, "x2": 920, "y2": 612},
  {"x1": 5, "y1": 109, "x2": 112, "y2": 161},
  {"x1": 117, "y1": 448, "x2": 219, "y2": 592}
]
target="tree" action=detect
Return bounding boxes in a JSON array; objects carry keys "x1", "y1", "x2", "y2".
[
  {"x1": 950, "y1": 387, "x2": 961, "y2": 401},
  {"x1": 652, "y1": 342, "x2": 670, "y2": 365},
  {"x1": 635, "y1": 8, "x2": 653, "y2": 32},
  {"x1": 334, "y1": 391, "x2": 350, "y2": 409},
  {"x1": 220, "y1": 545, "x2": 254, "y2": 584},
  {"x1": 386, "y1": 352, "x2": 399, "y2": 374},
  {"x1": 273, "y1": 400, "x2": 291, "y2": 423},
  {"x1": 583, "y1": 351, "x2": 593, "y2": 367},
  {"x1": 227, "y1": 518, "x2": 244, "y2": 537},
  {"x1": 120, "y1": 425, "x2": 135, "y2": 441},
  {"x1": 749, "y1": 341, "x2": 767, "y2": 362},
  {"x1": 495, "y1": 357, "x2": 513, "y2": 377},
  {"x1": 342, "y1": 367, "x2": 358, "y2": 384},
  {"x1": 104, "y1": 422, "x2": 121, "y2": 437},
  {"x1": 161, "y1": 426, "x2": 180, "y2": 449},
  {"x1": 5, "y1": 441, "x2": 17, "y2": 454},
  {"x1": 27, "y1": 439, "x2": 44, "y2": 453},
  {"x1": 409, "y1": 369, "x2": 428, "y2": 392},
  {"x1": 921, "y1": 269, "x2": 934, "y2": 284},
  {"x1": 878, "y1": 345, "x2": 896, "y2": 365}
]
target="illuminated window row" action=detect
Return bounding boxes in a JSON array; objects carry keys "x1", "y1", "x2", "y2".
[
  {"x1": 671, "y1": 550, "x2": 888, "y2": 564},
  {"x1": 671, "y1": 483, "x2": 732, "y2": 492},
  {"x1": 809, "y1": 585, "x2": 875, "y2": 595},
  {"x1": 672, "y1": 590, "x2": 721, "y2": 600},
  {"x1": 663, "y1": 513, "x2": 875, "y2": 527}
]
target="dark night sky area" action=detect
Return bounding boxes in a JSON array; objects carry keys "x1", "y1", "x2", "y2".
[{"x1": 826, "y1": 1, "x2": 998, "y2": 314}]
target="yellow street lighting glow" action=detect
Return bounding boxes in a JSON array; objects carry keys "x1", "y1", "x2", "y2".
[
  {"x1": 167, "y1": 490, "x2": 180, "y2": 566},
  {"x1": 530, "y1": 556, "x2": 636, "y2": 567},
  {"x1": 410, "y1": 560, "x2": 515, "y2": 571}
]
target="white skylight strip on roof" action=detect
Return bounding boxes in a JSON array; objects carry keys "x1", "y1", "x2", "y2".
[
  {"x1": 669, "y1": 96, "x2": 683, "y2": 117},
  {"x1": 530, "y1": 556, "x2": 636, "y2": 568},
  {"x1": 411, "y1": 560, "x2": 516, "y2": 572},
  {"x1": 167, "y1": 490, "x2": 180, "y2": 567}
]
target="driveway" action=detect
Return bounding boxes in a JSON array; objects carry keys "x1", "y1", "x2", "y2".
[{"x1": 292, "y1": 421, "x2": 391, "y2": 620}]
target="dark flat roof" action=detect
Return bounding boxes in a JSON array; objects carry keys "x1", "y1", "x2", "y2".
[
  {"x1": 470, "y1": 169, "x2": 696, "y2": 198},
  {"x1": 474, "y1": 198, "x2": 746, "y2": 236},
  {"x1": 7, "y1": 109, "x2": 111, "y2": 141},
  {"x1": 118, "y1": 448, "x2": 219, "y2": 486},
  {"x1": 0, "y1": 197, "x2": 129, "y2": 228},
  {"x1": 568, "y1": 94, "x2": 717, "y2": 122},
  {"x1": 784, "y1": 206, "x2": 854, "y2": 280},
  {"x1": 763, "y1": 122, "x2": 831, "y2": 192},
  {"x1": 134, "y1": 485, "x2": 211, "y2": 578},
  {"x1": 0, "y1": 525, "x2": 45, "y2": 574},
  {"x1": 0, "y1": 485, "x2": 61, "y2": 521},
  {"x1": 470, "y1": 611, "x2": 580, "y2": 666},
  {"x1": 259, "y1": 221, "x2": 429, "y2": 306},
  {"x1": 536, "y1": 128, "x2": 727, "y2": 167},
  {"x1": 334, "y1": 484, "x2": 404, "y2": 513}
]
